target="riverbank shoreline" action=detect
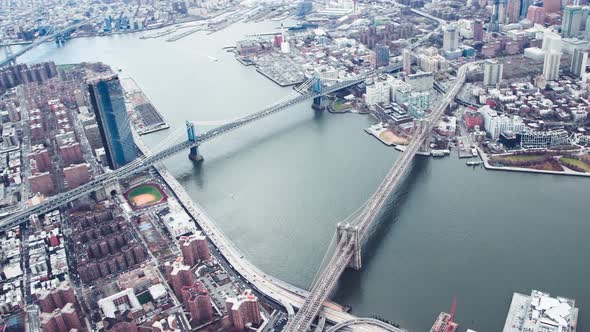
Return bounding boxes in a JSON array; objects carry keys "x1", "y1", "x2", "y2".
[{"x1": 479, "y1": 148, "x2": 590, "y2": 177}]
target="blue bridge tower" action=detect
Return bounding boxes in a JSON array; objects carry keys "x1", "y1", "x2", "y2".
[
  {"x1": 186, "y1": 121, "x2": 203, "y2": 162},
  {"x1": 311, "y1": 76, "x2": 326, "y2": 110}
]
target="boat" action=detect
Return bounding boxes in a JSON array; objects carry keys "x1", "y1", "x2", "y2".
[
  {"x1": 466, "y1": 160, "x2": 483, "y2": 166},
  {"x1": 431, "y1": 150, "x2": 446, "y2": 157},
  {"x1": 118, "y1": 67, "x2": 122, "y2": 72},
  {"x1": 471, "y1": 148, "x2": 478, "y2": 156},
  {"x1": 208, "y1": 56, "x2": 219, "y2": 62}
]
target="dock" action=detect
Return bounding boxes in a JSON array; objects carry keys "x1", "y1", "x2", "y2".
[
  {"x1": 166, "y1": 26, "x2": 207, "y2": 42},
  {"x1": 120, "y1": 77, "x2": 170, "y2": 135},
  {"x1": 255, "y1": 67, "x2": 304, "y2": 87}
]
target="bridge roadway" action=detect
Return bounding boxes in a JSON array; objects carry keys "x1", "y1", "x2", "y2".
[
  {"x1": 283, "y1": 63, "x2": 472, "y2": 332},
  {"x1": 0, "y1": 61, "x2": 403, "y2": 231}
]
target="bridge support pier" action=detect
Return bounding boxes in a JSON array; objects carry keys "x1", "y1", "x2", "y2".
[
  {"x1": 186, "y1": 121, "x2": 203, "y2": 162},
  {"x1": 336, "y1": 223, "x2": 362, "y2": 270},
  {"x1": 312, "y1": 96, "x2": 326, "y2": 110},
  {"x1": 189, "y1": 146, "x2": 203, "y2": 162}
]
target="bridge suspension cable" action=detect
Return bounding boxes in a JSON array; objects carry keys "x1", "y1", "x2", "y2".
[{"x1": 115, "y1": 126, "x2": 186, "y2": 173}]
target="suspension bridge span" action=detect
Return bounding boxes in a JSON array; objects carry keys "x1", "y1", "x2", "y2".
[
  {"x1": 0, "y1": 60, "x2": 404, "y2": 231},
  {"x1": 283, "y1": 62, "x2": 474, "y2": 332}
]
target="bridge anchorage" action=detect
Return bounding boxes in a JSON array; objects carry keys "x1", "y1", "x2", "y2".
[
  {"x1": 186, "y1": 121, "x2": 203, "y2": 162},
  {"x1": 336, "y1": 223, "x2": 362, "y2": 270}
]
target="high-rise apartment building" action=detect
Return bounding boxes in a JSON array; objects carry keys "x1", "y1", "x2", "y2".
[
  {"x1": 570, "y1": 48, "x2": 588, "y2": 77},
  {"x1": 472, "y1": 20, "x2": 484, "y2": 42},
  {"x1": 483, "y1": 59, "x2": 504, "y2": 86},
  {"x1": 179, "y1": 232, "x2": 210, "y2": 267},
  {"x1": 164, "y1": 257, "x2": 196, "y2": 297},
  {"x1": 402, "y1": 48, "x2": 412, "y2": 74},
  {"x1": 507, "y1": 0, "x2": 522, "y2": 22},
  {"x1": 225, "y1": 290, "x2": 263, "y2": 331},
  {"x1": 543, "y1": 0, "x2": 561, "y2": 14},
  {"x1": 375, "y1": 44, "x2": 390, "y2": 68},
  {"x1": 542, "y1": 31, "x2": 562, "y2": 52},
  {"x1": 181, "y1": 282, "x2": 213, "y2": 324},
  {"x1": 526, "y1": 5, "x2": 545, "y2": 24},
  {"x1": 443, "y1": 25, "x2": 459, "y2": 51},
  {"x1": 543, "y1": 50, "x2": 562, "y2": 80},
  {"x1": 88, "y1": 75, "x2": 137, "y2": 169},
  {"x1": 562, "y1": 6, "x2": 583, "y2": 37}
]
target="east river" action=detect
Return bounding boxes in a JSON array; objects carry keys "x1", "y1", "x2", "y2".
[{"x1": 8, "y1": 20, "x2": 590, "y2": 331}]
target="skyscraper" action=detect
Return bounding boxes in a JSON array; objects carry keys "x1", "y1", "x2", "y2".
[
  {"x1": 562, "y1": 6, "x2": 583, "y2": 37},
  {"x1": 489, "y1": 0, "x2": 503, "y2": 32},
  {"x1": 570, "y1": 48, "x2": 588, "y2": 77},
  {"x1": 472, "y1": 20, "x2": 484, "y2": 42},
  {"x1": 526, "y1": 5, "x2": 545, "y2": 24},
  {"x1": 520, "y1": 0, "x2": 533, "y2": 18},
  {"x1": 443, "y1": 25, "x2": 459, "y2": 51},
  {"x1": 402, "y1": 48, "x2": 412, "y2": 74},
  {"x1": 507, "y1": 0, "x2": 522, "y2": 22},
  {"x1": 375, "y1": 44, "x2": 390, "y2": 68},
  {"x1": 483, "y1": 59, "x2": 504, "y2": 86},
  {"x1": 543, "y1": 50, "x2": 562, "y2": 80},
  {"x1": 88, "y1": 75, "x2": 137, "y2": 169}
]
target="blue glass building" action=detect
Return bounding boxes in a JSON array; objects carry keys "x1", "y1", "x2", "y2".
[{"x1": 89, "y1": 75, "x2": 137, "y2": 169}]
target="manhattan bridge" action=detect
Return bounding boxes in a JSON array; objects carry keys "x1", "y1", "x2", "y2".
[{"x1": 0, "y1": 45, "x2": 474, "y2": 329}]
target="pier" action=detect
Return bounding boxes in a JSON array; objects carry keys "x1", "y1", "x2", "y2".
[{"x1": 120, "y1": 77, "x2": 170, "y2": 135}]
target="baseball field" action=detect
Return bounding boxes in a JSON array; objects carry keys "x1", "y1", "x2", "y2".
[{"x1": 125, "y1": 183, "x2": 166, "y2": 208}]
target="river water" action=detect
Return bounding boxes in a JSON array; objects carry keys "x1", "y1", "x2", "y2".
[{"x1": 12, "y1": 21, "x2": 590, "y2": 332}]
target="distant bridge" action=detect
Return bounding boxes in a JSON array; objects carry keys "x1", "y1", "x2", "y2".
[{"x1": 1, "y1": 18, "x2": 96, "y2": 68}]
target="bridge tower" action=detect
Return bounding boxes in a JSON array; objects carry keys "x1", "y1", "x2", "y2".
[
  {"x1": 414, "y1": 119, "x2": 431, "y2": 154},
  {"x1": 186, "y1": 121, "x2": 203, "y2": 162},
  {"x1": 311, "y1": 76, "x2": 326, "y2": 110},
  {"x1": 4, "y1": 45, "x2": 15, "y2": 65},
  {"x1": 336, "y1": 223, "x2": 362, "y2": 270}
]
